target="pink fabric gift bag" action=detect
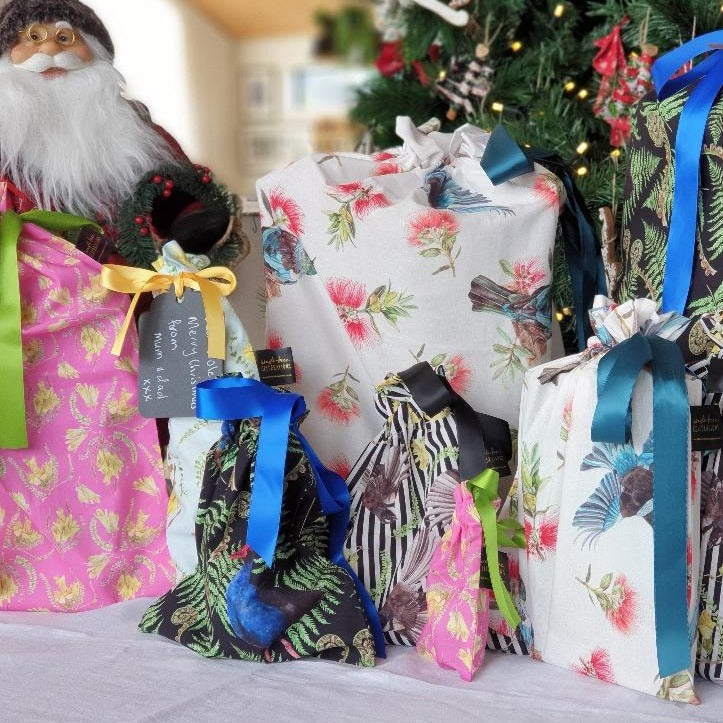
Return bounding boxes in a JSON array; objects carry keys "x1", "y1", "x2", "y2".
[{"x1": 0, "y1": 183, "x2": 173, "y2": 611}]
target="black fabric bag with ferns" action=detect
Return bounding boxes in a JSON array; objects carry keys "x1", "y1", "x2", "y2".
[
  {"x1": 618, "y1": 88, "x2": 722, "y2": 315},
  {"x1": 139, "y1": 421, "x2": 376, "y2": 665}
]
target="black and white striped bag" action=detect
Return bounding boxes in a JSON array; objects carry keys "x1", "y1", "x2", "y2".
[
  {"x1": 697, "y1": 361, "x2": 723, "y2": 681},
  {"x1": 344, "y1": 362, "x2": 513, "y2": 647}
]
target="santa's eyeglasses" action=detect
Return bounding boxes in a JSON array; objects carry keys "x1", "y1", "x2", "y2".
[{"x1": 19, "y1": 24, "x2": 78, "y2": 47}]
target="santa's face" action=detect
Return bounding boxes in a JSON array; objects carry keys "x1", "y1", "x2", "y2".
[{"x1": 10, "y1": 21, "x2": 93, "y2": 78}]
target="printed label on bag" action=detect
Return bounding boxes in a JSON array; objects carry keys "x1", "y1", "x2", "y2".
[
  {"x1": 75, "y1": 226, "x2": 118, "y2": 264},
  {"x1": 690, "y1": 405, "x2": 723, "y2": 451},
  {"x1": 254, "y1": 347, "x2": 296, "y2": 386},
  {"x1": 708, "y1": 357, "x2": 723, "y2": 394},
  {"x1": 138, "y1": 290, "x2": 223, "y2": 418},
  {"x1": 485, "y1": 448, "x2": 512, "y2": 478}
]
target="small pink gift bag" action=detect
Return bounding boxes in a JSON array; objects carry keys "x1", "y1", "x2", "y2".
[
  {"x1": 0, "y1": 183, "x2": 173, "y2": 611},
  {"x1": 417, "y1": 472, "x2": 522, "y2": 681}
]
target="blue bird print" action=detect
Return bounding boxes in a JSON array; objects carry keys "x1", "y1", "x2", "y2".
[
  {"x1": 226, "y1": 545, "x2": 322, "y2": 649},
  {"x1": 573, "y1": 433, "x2": 654, "y2": 547},
  {"x1": 468, "y1": 275, "x2": 551, "y2": 331},
  {"x1": 424, "y1": 166, "x2": 513, "y2": 215}
]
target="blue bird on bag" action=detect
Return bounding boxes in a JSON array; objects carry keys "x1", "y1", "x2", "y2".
[
  {"x1": 424, "y1": 166, "x2": 513, "y2": 215},
  {"x1": 468, "y1": 275, "x2": 551, "y2": 332},
  {"x1": 226, "y1": 545, "x2": 322, "y2": 649},
  {"x1": 572, "y1": 434, "x2": 654, "y2": 547}
]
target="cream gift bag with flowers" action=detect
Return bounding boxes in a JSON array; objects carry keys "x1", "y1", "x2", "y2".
[
  {"x1": 256, "y1": 118, "x2": 563, "y2": 472},
  {"x1": 510, "y1": 297, "x2": 702, "y2": 702}
]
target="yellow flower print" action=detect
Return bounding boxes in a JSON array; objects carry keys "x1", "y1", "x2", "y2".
[
  {"x1": 25, "y1": 457, "x2": 57, "y2": 491},
  {"x1": 80, "y1": 325, "x2": 106, "y2": 360},
  {"x1": 75, "y1": 384, "x2": 99, "y2": 408},
  {"x1": 108, "y1": 389, "x2": 137, "y2": 423},
  {"x1": 20, "y1": 300, "x2": 37, "y2": 325},
  {"x1": 699, "y1": 609, "x2": 716, "y2": 643},
  {"x1": 411, "y1": 438, "x2": 430, "y2": 470},
  {"x1": 87, "y1": 554, "x2": 110, "y2": 580},
  {"x1": 0, "y1": 508, "x2": 4, "y2": 526},
  {"x1": 116, "y1": 573, "x2": 141, "y2": 601},
  {"x1": 115, "y1": 357, "x2": 136, "y2": 374},
  {"x1": 446, "y1": 611, "x2": 470, "y2": 642},
  {"x1": 0, "y1": 572, "x2": 19, "y2": 604},
  {"x1": 51, "y1": 509, "x2": 80, "y2": 547},
  {"x1": 48, "y1": 287, "x2": 72, "y2": 306},
  {"x1": 23, "y1": 339, "x2": 43, "y2": 365},
  {"x1": 76, "y1": 485, "x2": 100, "y2": 504},
  {"x1": 33, "y1": 382, "x2": 61, "y2": 418},
  {"x1": 95, "y1": 509, "x2": 119, "y2": 533},
  {"x1": 96, "y1": 448, "x2": 123, "y2": 485},
  {"x1": 48, "y1": 320, "x2": 70, "y2": 333},
  {"x1": 37, "y1": 275, "x2": 53, "y2": 290},
  {"x1": 133, "y1": 477, "x2": 160, "y2": 496},
  {"x1": 125, "y1": 511, "x2": 158, "y2": 546},
  {"x1": 10, "y1": 492, "x2": 30, "y2": 513},
  {"x1": 426, "y1": 587, "x2": 450, "y2": 615},
  {"x1": 51, "y1": 576, "x2": 84, "y2": 610},
  {"x1": 167, "y1": 489, "x2": 180, "y2": 520},
  {"x1": 65, "y1": 428, "x2": 88, "y2": 453},
  {"x1": 82, "y1": 274, "x2": 108, "y2": 304},
  {"x1": 458, "y1": 648, "x2": 475, "y2": 672},
  {"x1": 11, "y1": 518, "x2": 43, "y2": 549},
  {"x1": 57, "y1": 362, "x2": 80, "y2": 379}
]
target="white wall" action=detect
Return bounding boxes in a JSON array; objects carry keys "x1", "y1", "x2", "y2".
[{"x1": 86, "y1": 0, "x2": 241, "y2": 191}]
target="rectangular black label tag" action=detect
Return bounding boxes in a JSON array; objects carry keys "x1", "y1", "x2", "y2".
[
  {"x1": 254, "y1": 347, "x2": 296, "y2": 386},
  {"x1": 138, "y1": 290, "x2": 223, "y2": 418},
  {"x1": 691, "y1": 405, "x2": 723, "y2": 452}
]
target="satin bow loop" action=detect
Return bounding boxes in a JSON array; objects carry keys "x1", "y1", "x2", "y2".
[
  {"x1": 650, "y1": 30, "x2": 723, "y2": 313},
  {"x1": 100, "y1": 264, "x2": 237, "y2": 360},
  {"x1": 468, "y1": 469, "x2": 524, "y2": 631},
  {"x1": 0, "y1": 209, "x2": 99, "y2": 449}
]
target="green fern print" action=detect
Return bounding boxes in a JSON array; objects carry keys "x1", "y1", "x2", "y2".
[{"x1": 619, "y1": 87, "x2": 721, "y2": 315}]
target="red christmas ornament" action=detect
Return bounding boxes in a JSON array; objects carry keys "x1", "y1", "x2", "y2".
[
  {"x1": 375, "y1": 41, "x2": 404, "y2": 77},
  {"x1": 152, "y1": 174, "x2": 163, "y2": 184},
  {"x1": 162, "y1": 189, "x2": 172, "y2": 198},
  {"x1": 134, "y1": 216, "x2": 144, "y2": 225},
  {"x1": 139, "y1": 227, "x2": 150, "y2": 237}
]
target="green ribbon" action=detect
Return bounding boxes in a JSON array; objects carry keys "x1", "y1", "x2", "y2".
[
  {"x1": 0, "y1": 210, "x2": 100, "y2": 449},
  {"x1": 468, "y1": 468, "x2": 524, "y2": 630}
]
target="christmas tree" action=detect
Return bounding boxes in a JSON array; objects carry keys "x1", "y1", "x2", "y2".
[{"x1": 351, "y1": 0, "x2": 722, "y2": 327}]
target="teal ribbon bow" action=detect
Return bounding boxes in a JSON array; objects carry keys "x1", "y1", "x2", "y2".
[
  {"x1": 481, "y1": 124, "x2": 607, "y2": 349},
  {"x1": 592, "y1": 332, "x2": 691, "y2": 678},
  {"x1": 196, "y1": 376, "x2": 386, "y2": 659},
  {"x1": 468, "y1": 468, "x2": 524, "y2": 630},
  {"x1": 651, "y1": 31, "x2": 723, "y2": 313},
  {"x1": 0, "y1": 210, "x2": 100, "y2": 449}
]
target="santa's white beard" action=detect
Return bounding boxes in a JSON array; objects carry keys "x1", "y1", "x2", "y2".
[{"x1": 0, "y1": 49, "x2": 176, "y2": 220}]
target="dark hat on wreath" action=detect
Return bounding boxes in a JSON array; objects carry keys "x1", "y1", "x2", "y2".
[{"x1": 0, "y1": 0, "x2": 114, "y2": 59}]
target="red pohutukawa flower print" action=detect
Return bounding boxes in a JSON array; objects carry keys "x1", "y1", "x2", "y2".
[
  {"x1": 410, "y1": 345, "x2": 472, "y2": 394},
  {"x1": 510, "y1": 258, "x2": 547, "y2": 295},
  {"x1": 325, "y1": 182, "x2": 390, "y2": 249},
  {"x1": 326, "y1": 455, "x2": 352, "y2": 481},
  {"x1": 265, "y1": 189, "x2": 305, "y2": 236},
  {"x1": 525, "y1": 514, "x2": 558, "y2": 561},
  {"x1": 533, "y1": 172, "x2": 563, "y2": 210},
  {"x1": 407, "y1": 209, "x2": 461, "y2": 277},
  {"x1": 265, "y1": 330, "x2": 302, "y2": 381},
  {"x1": 577, "y1": 567, "x2": 638, "y2": 634},
  {"x1": 571, "y1": 648, "x2": 616, "y2": 684},
  {"x1": 317, "y1": 369, "x2": 361, "y2": 425},
  {"x1": 326, "y1": 277, "x2": 416, "y2": 347},
  {"x1": 372, "y1": 152, "x2": 401, "y2": 176}
]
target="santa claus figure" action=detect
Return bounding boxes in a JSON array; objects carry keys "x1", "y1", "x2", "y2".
[{"x1": 0, "y1": 0, "x2": 244, "y2": 267}]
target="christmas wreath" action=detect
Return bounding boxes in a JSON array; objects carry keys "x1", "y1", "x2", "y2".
[{"x1": 117, "y1": 162, "x2": 249, "y2": 269}]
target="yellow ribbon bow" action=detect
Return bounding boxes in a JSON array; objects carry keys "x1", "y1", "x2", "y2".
[{"x1": 101, "y1": 264, "x2": 237, "y2": 360}]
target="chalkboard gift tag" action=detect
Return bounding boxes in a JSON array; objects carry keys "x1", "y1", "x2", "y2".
[{"x1": 138, "y1": 290, "x2": 224, "y2": 418}]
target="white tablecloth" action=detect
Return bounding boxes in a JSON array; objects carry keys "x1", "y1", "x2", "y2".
[{"x1": 1, "y1": 600, "x2": 721, "y2": 722}]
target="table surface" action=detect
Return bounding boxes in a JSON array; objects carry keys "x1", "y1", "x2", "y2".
[{"x1": 1, "y1": 599, "x2": 722, "y2": 723}]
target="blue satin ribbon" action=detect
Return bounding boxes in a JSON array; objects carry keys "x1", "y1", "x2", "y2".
[
  {"x1": 651, "y1": 31, "x2": 723, "y2": 313},
  {"x1": 591, "y1": 333, "x2": 691, "y2": 678},
  {"x1": 481, "y1": 124, "x2": 607, "y2": 349},
  {"x1": 196, "y1": 377, "x2": 386, "y2": 658}
]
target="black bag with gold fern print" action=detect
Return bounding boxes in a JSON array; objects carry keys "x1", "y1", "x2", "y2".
[
  {"x1": 618, "y1": 88, "x2": 722, "y2": 316},
  {"x1": 139, "y1": 378, "x2": 384, "y2": 665}
]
